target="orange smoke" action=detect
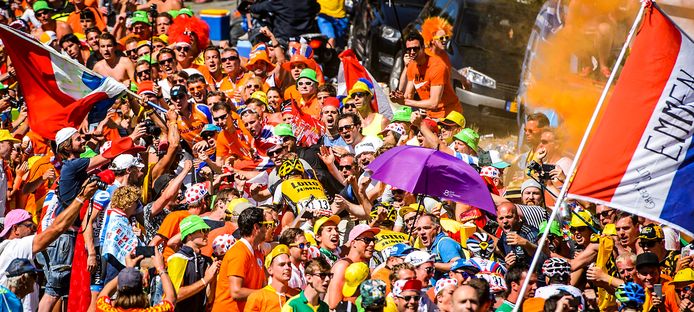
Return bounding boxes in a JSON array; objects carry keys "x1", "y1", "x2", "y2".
[{"x1": 524, "y1": 0, "x2": 639, "y2": 150}]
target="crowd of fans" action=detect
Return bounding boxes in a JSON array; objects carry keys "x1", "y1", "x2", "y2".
[{"x1": 0, "y1": 0, "x2": 690, "y2": 312}]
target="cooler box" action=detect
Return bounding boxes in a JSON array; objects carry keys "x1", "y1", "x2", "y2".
[
  {"x1": 236, "y1": 40, "x2": 252, "y2": 59},
  {"x1": 200, "y1": 9, "x2": 230, "y2": 41}
]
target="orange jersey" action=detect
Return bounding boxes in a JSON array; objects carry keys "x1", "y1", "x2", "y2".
[
  {"x1": 219, "y1": 72, "x2": 248, "y2": 101},
  {"x1": 67, "y1": 7, "x2": 106, "y2": 33},
  {"x1": 177, "y1": 104, "x2": 212, "y2": 145},
  {"x1": 406, "y1": 54, "x2": 460, "y2": 119}
]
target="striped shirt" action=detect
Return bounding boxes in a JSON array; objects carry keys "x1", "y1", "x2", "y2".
[{"x1": 516, "y1": 204, "x2": 548, "y2": 230}]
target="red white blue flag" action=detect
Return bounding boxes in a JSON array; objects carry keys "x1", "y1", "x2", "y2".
[
  {"x1": 568, "y1": 4, "x2": 694, "y2": 235},
  {"x1": 0, "y1": 25, "x2": 126, "y2": 139}
]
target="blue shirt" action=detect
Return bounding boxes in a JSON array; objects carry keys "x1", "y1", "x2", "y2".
[
  {"x1": 57, "y1": 157, "x2": 90, "y2": 214},
  {"x1": 0, "y1": 286, "x2": 22, "y2": 312},
  {"x1": 322, "y1": 133, "x2": 347, "y2": 147},
  {"x1": 430, "y1": 231, "x2": 464, "y2": 263}
]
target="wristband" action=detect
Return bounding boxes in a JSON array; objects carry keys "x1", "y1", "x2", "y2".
[
  {"x1": 201, "y1": 278, "x2": 207, "y2": 287},
  {"x1": 75, "y1": 197, "x2": 85, "y2": 204}
]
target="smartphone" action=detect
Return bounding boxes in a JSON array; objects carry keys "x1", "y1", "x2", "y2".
[
  {"x1": 654, "y1": 284, "x2": 663, "y2": 297},
  {"x1": 135, "y1": 246, "x2": 155, "y2": 258}
]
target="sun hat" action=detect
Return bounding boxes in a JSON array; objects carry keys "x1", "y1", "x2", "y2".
[
  {"x1": 0, "y1": 209, "x2": 32, "y2": 237},
  {"x1": 246, "y1": 48, "x2": 275, "y2": 71},
  {"x1": 539, "y1": 220, "x2": 563, "y2": 237},
  {"x1": 379, "y1": 123, "x2": 406, "y2": 138},
  {"x1": 453, "y1": 128, "x2": 480, "y2": 152},
  {"x1": 434, "y1": 278, "x2": 457, "y2": 295},
  {"x1": 569, "y1": 210, "x2": 594, "y2": 228},
  {"x1": 226, "y1": 198, "x2": 253, "y2": 218},
  {"x1": 179, "y1": 215, "x2": 211, "y2": 241},
  {"x1": 273, "y1": 123, "x2": 295, "y2": 138},
  {"x1": 249, "y1": 91, "x2": 268, "y2": 106},
  {"x1": 392, "y1": 106, "x2": 412, "y2": 123},
  {"x1": 348, "y1": 81, "x2": 373, "y2": 98},
  {"x1": 297, "y1": 68, "x2": 318, "y2": 83},
  {"x1": 0, "y1": 130, "x2": 19, "y2": 143},
  {"x1": 342, "y1": 262, "x2": 370, "y2": 297},
  {"x1": 438, "y1": 111, "x2": 465, "y2": 128},
  {"x1": 212, "y1": 234, "x2": 236, "y2": 257},
  {"x1": 673, "y1": 268, "x2": 694, "y2": 284}
]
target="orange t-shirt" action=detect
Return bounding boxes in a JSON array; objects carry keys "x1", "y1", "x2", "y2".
[
  {"x1": 297, "y1": 95, "x2": 320, "y2": 119},
  {"x1": 200, "y1": 221, "x2": 237, "y2": 258},
  {"x1": 212, "y1": 240, "x2": 266, "y2": 312},
  {"x1": 216, "y1": 128, "x2": 253, "y2": 161},
  {"x1": 66, "y1": 7, "x2": 107, "y2": 34},
  {"x1": 244, "y1": 284, "x2": 299, "y2": 312},
  {"x1": 219, "y1": 73, "x2": 249, "y2": 101},
  {"x1": 177, "y1": 105, "x2": 211, "y2": 145},
  {"x1": 406, "y1": 54, "x2": 460, "y2": 119},
  {"x1": 283, "y1": 85, "x2": 301, "y2": 104},
  {"x1": 156, "y1": 210, "x2": 190, "y2": 262}
]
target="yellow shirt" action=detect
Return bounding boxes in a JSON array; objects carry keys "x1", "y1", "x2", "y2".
[{"x1": 317, "y1": 0, "x2": 346, "y2": 18}]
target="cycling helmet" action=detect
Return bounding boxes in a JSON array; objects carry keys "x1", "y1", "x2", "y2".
[
  {"x1": 278, "y1": 157, "x2": 305, "y2": 178},
  {"x1": 615, "y1": 282, "x2": 645, "y2": 309},
  {"x1": 466, "y1": 232, "x2": 494, "y2": 259},
  {"x1": 370, "y1": 202, "x2": 397, "y2": 223},
  {"x1": 541, "y1": 257, "x2": 571, "y2": 278}
]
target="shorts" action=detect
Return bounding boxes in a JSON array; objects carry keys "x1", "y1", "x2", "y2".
[
  {"x1": 36, "y1": 232, "x2": 76, "y2": 297},
  {"x1": 317, "y1": 14, "x2": 349, "y2": 41}
]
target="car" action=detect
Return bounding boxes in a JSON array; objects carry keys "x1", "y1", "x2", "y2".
[
  {"x1": 398, "y1": 0, "x2": 544, "y2": 135},
  {"x1": 348, "y1": 0, "x2": 426, "y2": 82}
]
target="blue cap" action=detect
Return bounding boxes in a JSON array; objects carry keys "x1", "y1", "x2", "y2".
[
  {"x1": 6, "y1": 258, "x2": 42, "y2": 277},
  {"x1": 450, "y1": 259, "x2": 480, "y2": 273},
  {"x1": 201, "y1": 124, "x2": 221, "y2": 134},
  {"x1": 170, "y1": 85, "x2": 187, "y2": 99},
  {"x1": 389, "y1": 243, "x2": 415, "y2": 257}
]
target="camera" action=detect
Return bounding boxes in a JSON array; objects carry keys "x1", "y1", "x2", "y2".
[
  {"x1": 88, "y1": 175, "x2": 109, "y2": 190},
  {"x1": 527, "y1": 160, "x2": 555, "y2": 181},
  {"x1": 143, "y1": 119, "x2": 161, "y2": 137}
]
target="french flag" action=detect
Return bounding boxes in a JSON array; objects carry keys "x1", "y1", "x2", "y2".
[
  {"x1": 567, "y1": 4, "x2": 694, "y2": 235},
  {"x1": 0, "y1": 25, "x2": 126, "y2": 140}
]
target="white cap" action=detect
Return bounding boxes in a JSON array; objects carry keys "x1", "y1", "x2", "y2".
[
  {"x1": 109, "y1": 154, "x2": 144, "y2": 171},
  {"x1": 355, "y1": 136, "x2": 383, "y2": 157},
  {"x1": 405, "y1": 250, "x2": 435, "y2": 267},
  {"x1": 55, "y1": 127, "x2": 78, "y2": 146}
]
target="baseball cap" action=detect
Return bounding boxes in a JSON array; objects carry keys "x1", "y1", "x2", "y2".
[
  {"x1": 200, "y1": 124, "x2": 221, "y2": 136},
  {"x1": 480, "y1": 166, "x2": 500, "y2": 179},
  {"x1": 348, "y1": 224, "x2": 380, "y2": 244},
  {"x1": 178, "y1": 8, "x2": 194, "y2": 17},
  {"x1": 379, "y1": 123, "x2": 406, "y2": 138},
  {"x1": 130, "y1": 15, "x2": 150, "y2": 26},
  {"x1": 389, "y1": 243, "x2": 414, "y2": 257},
  {"x1": 137, "y1": 54, "x2": 157, "y2": 65},
  {"x1": 392, "y1": 279, "x2": 422, "y2": 297},
  {"x1": 264, "y1": 244, "x2": 290, "y2": 269},
  {"x1": 355, "y1": 137, "x2": 383, "y2": 157},
  {"x1": 55, "y1": 127, "x2": 78, "y2": 146},
  {"x1": 569, "y1": 210, "x2": 594, "y2": 228},
  {"x1": 342, "y1": 262, "x2": 370, "y2": 297},
  {"x1": 185, "y1": 182, "x2": 210, "y2": 205},
  {"x1": 405, "y1": 250, "x2": 434, "y2": 267},
  {"x1": 152, "y1": 174, "x2": 174, "y2": 199},
  {"x1": 635, "y1": 252, "x2": 660, "y2": 269},
  {"x1": 33, "y1": 1, "x2": 51, "y2": 12},
  {"x1": 274, "y1": 123, "x2": 295, "y2": 138},
  {"x1": 360, "y1": 279, "x2": 387, "y2": 308},
  {"x1": 539, "y1": 220, "x2": 563, "y2": 237},
  {"x1": 1, "y1": 209, "x2": 32, "y2": 237},
  {"x1": 673, "y1": 268, "x2": 694, "y2": 284},
  {"x1": 117, "y1": 267, "x2": 142, "y2": 290},
  {"x1": 392, "y1": 106, "x2": 412, "y2": 123},
  {"x1": 453, "y1": 128, "x2": 480, "y2": 152},
  {"x1": 109, "y1": 154, "x2": 144, "y2": 171},
  {"x1": 639, "y1": 224, "x2": 664, "y2": 241},
  {"x1": 438, "y1": 111, "x2": 465, "y2": 128},
  {"x1": 298, "y1": 68, "x2": 318, "y2": 83},
  {"x1": 170, "y1": 85, "x2": 187, "y2": 99},
  {"x1": 179, "y1": 215, "x2": 211, "y2": 241},
  {"x1": 450, "y1": 258, "x2": 480, "y2": 273},
  {"x1": 6, "y1": 258, "x2": 42, "y2": 277},
  {"x1": 314, "y1": 215, "x2": 340, "y2": 234},
  {"x1": 489, "y1": 150, "x2": 510, "y2": 169},
  {"x1": 398, "y1": 203, "x2": 423, "y2": 218},
  {"x1": 434, "y1": 278, "x2": 457, "y2": 295},
  {"x1": 250, "y1": 91, "x2": 268, "y2": 106}
]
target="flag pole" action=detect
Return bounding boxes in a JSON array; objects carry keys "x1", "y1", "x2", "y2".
[{"x1": 511, "y1": 2, "x2": 648, "y2": 311}]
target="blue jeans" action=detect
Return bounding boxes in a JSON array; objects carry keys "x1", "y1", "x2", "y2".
[
  {"x1": 317, "y1": 14, "x2": 349, "y2": 47},
  {"x1": 36, "y1": 232, "x2": 76, "y2": 297}
]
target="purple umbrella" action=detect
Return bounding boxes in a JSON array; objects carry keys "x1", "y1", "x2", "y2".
[{"x1": 367, "y1": 145, "x2": 496, "y2": 215}]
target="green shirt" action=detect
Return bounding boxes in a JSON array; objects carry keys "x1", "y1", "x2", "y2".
[
  {"x1": 495, "y1": 300, "x2": 514, "y2": 312},
  {"x1": 282, "y1": 290, "x2": 330, "y2": 312}
]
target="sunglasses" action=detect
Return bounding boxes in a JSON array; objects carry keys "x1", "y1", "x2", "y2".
[
  {"x1": 126, "y1": 49, "x2": 138, "y2": 57},
  {"x1": 455, "y1": 270, "x2": 476, "y2": 279},
  {"x1": 213, "y1": 113, "x2": 228, "y2": 122},
  {"x1": 570, "y1": 226, "x2": 590, "y2": 233},
  {"x1": 312, "y1": 272, "x2": 333, "y2": 279},
  {"x1": 175, "y1": 46, "x2": 190, "y2": 52},
  {"x1": 159, "y1": 57, "x2": 174, "y2": 65},
  {"x1": 19, "y1": 221, "x2": 35, "y2": 229},
  {"x1": 221, "y1": 55, "x2": 239, "y2": 63},
  {"x1": 36, "y1": 10, "x2": 51, "y2": 16},
  {"x1": 343, "y1": 104, "x2": 356, "y2": 109},
  {"x1": 136, "y1": 70, "x2": 149, "y2": 77},
  {"x1": 289, "y1": 242, "x2": 311, "y2": 249},
  {"x1": 260, "y1": 220, "x2": 278, "y2": 228},
  {"x1": 399, "y1": 295, "x2": 420, "y2": 302},
  {"x1": 355, "y1": 236, "x2": 376, "y2": 244},
  {"x1": 246, "y1": 84, "x2": 260, "y2": 89},
  {"x1": 405, "y1": 46, "x2": 421, "y2": 53},
  {"x1": 338, "y1": 124, "x2": 355, "y2": 132},
  {"x1": 433, "y1": 35, "x2": 450, "y2": 42},
  {"x1": 337, "y1": 164, "x2": 352, "y2": 171},
  {"x1": 351, "y1": 92, "x2": 369, "y2": 99},
  {"x1": 422, "y1": 266, "x2": 435, "y2": 274},
  {"x1": 267, "y1": 147, "x2": 286, "y2": 158},
  {"x1": 201, "y1": 133, "x2": 215, "y2": 140},
  {"x1": 298, "y1": 81, "x2": 314, "y2": 87},
  {"x1": 678, "y1": 286, "x2": 693, "y2": 292},
  {"x1": 597, "y1": 210, "x2": 614, "y2": 218},
  {"x1": 638, "y1": 240, "x2": 659, "y2": 248}
]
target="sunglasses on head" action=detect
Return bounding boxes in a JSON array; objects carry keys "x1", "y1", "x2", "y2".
[{"x1": 221, "y1": 55, "x2": 239, "y2": 62}]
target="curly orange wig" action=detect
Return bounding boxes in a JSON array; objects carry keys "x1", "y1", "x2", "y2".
[{"x1": 421, "y1": 16, "x2": 453, "y2": 46}]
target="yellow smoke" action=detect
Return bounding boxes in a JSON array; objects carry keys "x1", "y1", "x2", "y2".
[{"x1": 524, "y1": 0, "x2": 640, "y2": 150}]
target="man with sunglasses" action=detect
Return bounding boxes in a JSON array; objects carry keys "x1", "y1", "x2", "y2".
[
  {"x1": 279, "y1": 228, "x2": 310, "y2": 290},
  {"x1": 168, "y1": 84, "x2": 214, "y2": 146},
  {"x1": 327, "y1": 224, "x2": 380, "y2": 309},
  {"x1": 219, "y1": 48, "x2": 247, "y2": 101},
  {"x1": 93, "y1": 32, "x2": 136, "y2": 86},
  {"x1": 210, "y1": 101, "x2": 253, "y2": 162},
  {"x1": 404, "y1": 250, "x2": 440, "y2": 307},
  {"x1": 31, "y1": 1, "x2": 72, "y2": 42},
  {"x1": 284, "y1": 258, "x2": 332, "y2": 312},
  {"x1": 638, "y1": 224, "x2": 679, "y2": 278},
  {"x1": 392, "y1": 279, "x2": 423, "y2": 312},
  {"x1": 295, "y1": 69, "x2": 320, "y2": 118},
  {"x1": 672, "y1": 268, "x2": 694, "y2": 311}
]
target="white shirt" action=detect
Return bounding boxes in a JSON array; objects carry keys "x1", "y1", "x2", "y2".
[
  {"x1": 0, "y1": 235, "x2": 38, "y2": 312},
  {"x1": 288, "y1": 262, "x2": 306, "y2": 290}
]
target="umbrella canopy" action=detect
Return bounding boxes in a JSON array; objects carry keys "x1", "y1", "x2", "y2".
[{"x1": 367, "y1": 145, "x2": 496, "y2": 215}]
